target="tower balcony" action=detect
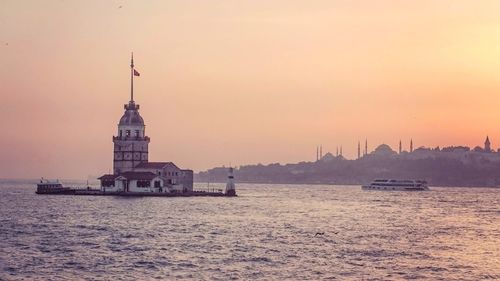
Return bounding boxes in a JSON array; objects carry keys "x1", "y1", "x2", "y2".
[{"x1": 113, "y1": 136, "x2": 150, "y2": 142}]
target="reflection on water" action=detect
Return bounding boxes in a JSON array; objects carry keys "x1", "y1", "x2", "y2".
[{"x1": 0, "y1": 180, "x2": 499, "y2": 280}]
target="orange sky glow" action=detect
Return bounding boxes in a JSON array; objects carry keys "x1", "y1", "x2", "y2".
[{"x1": 2, "y1": 0, "x2": 500, "y2": 179}]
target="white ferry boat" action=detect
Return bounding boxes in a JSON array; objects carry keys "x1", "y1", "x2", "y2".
[
  {"x1": 36, "y1": 179, "x2": 72, "y2": 194},
  {"x1": 362, "y1": 179, "x2": 429, "y2": 191}
]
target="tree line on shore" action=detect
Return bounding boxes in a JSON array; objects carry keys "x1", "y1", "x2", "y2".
[{"x1": 196, "y1": 155, "x2": 500, "y2": 187}]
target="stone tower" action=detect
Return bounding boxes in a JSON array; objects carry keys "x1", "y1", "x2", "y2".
[
  {"x1": 485, "y1": 136, "x2": 491, "y2": 152},
  {"x1": 112, "y1": 54, "x2": 150, "y2": 174}
]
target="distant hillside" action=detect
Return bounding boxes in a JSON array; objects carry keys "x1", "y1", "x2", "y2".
[{"x1": 196, "y1": 146, "x2": 500, "y2": 187}]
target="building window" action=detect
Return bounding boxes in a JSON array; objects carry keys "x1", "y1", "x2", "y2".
[
  {"x1": 102, "y1": 180, "x2": 115, "y2": 187},
  {"x1": 136, "y1": 180, "x2": 151, "y2": 188},
  {"x1": 119, "y1": 130, "x2": 123, "y2": 137},
  {"x1": 126, "y1": 130, "x2": 131, "y2": 137},
  {"x1": 135, "y1": 130, "x2": 140, "y2": 137},
  {"x1": 154, "y1": 181, "x2": 161, "y2": 188}
]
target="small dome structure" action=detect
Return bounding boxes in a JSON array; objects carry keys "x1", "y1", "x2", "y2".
[
  {"x1": 119, "y1": 110, "x2": 144, "y2": 126},
  {"x1": 119, "y1": 102, "x2": 144, "y2": 126}
]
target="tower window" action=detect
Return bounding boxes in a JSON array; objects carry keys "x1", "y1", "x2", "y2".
[
  {"x1": 119, "y1": 130, "x2": 123, "y2": 137},
  {"x1": 126, "y1": 130, "x2": 131, "y2": 137},
  {"x1": 135, "y1": 130, "x2": 140, "y2": 137}
]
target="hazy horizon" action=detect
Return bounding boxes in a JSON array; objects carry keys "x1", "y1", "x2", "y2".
[{"x1": 2, "y1": 0, "x2": 500, "y2": 179}]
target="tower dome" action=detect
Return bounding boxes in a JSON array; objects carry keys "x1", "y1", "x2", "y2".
[{"x1": 119, "y1": 102, "x2": 144, "y2": 126}]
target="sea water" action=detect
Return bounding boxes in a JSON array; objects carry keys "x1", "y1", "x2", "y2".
[{"x1": 0, "y1": 180, "x2": 498, "y2": 280}]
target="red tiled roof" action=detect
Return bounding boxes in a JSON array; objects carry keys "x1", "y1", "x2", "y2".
[
  {"x1": 120, "y1": 171, "x2": 159, "y2": 180},
  {"x1": 98, "y1": 172, "x2": 159, "y2": 181},
  {"x1": 98, "y1": 174, "x2": 118, "y2": 180},
  {"x1": 134, "y1": 162, "x2": 180, "y2": 169}
]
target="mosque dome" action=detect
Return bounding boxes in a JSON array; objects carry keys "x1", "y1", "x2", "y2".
[
  {"x1": 119, "y1": 103, "x2": 144, "y2": 126},
  {"x1": 373, "y1": 144, "x2": 396, "y2": 156}
]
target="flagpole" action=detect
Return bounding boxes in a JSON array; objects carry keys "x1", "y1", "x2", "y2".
[{"x1": 130, "y1": 52, "x2": 134, "y2": 102}]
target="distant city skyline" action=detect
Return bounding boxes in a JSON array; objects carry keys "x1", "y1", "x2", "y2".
[
  {"x1": 197, "y1": 133, "x2": 500, "y2": 187},
  {"x1": 314, "y1": 135, "x2": 495, "y2": 161},
  {"x1": 2, "y1": 1, "x2": 500, "y2": 179}
]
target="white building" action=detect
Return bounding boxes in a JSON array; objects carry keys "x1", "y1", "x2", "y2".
[
  {"x1": 225, "y1": 167, "x2": 236, "y2": 196},
  {"x1": 98, "y1": 55, "x2": 193, "y2": 193},
  {"x1": 99, "y1": 172, "x2": 165, "y2": 193}
]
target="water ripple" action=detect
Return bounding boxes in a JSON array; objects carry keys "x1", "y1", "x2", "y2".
[{"x1": 0, "y1": 181, "x2": 499, "y2": 280}]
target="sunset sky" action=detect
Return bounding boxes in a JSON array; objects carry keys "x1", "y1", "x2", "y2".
[{"x1": 2, "y1": 0, "x2": 500, "y2": 179}]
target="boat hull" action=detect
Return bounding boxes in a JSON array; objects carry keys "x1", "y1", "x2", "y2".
[
  {"x1": 362, "y1": 185, "x2": 429, "y2": 191},
  {"x1": 36, "y1": 188, "x2": 75, "y2": 195}
]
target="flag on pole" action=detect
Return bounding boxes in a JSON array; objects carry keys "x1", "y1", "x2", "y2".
[{"x1": 134, "y1": 69, "x2": 140, "y2": 76}]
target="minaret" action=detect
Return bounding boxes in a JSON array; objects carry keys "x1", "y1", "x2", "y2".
[
  {"x1": 410, "y1": 139, "x2": 413, "y2": 153},
  {"x1": 357, "y1": 141, "x2": 361, "y2": 159},
  {"x1": 365, "y1": 139, "x2": 368, "y2": 156},
  {"x1": 316, "y1": 146, "x2": 319, "y2": 161},
  {"x1": 340, "y1": 145, "x2": 343, "y2": 157},
  {"x1": 112, "y1": 54, "x2": 149, "y2": 174},
  {"x1": 336, "y1": 146, "x2": 339, "y2": 157},
  {"x1": 399, "y1": 140, "x2": 402, "y2": 154},
  {"x1": 485, "y1": 136, "x2": 491, "y2": 152},
  {"x1": 225, "y1": 167, "x2": 236, "y2": 196},
  {"x1": 320, "y1": 145, "x2": 323, "y2": 159}
]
